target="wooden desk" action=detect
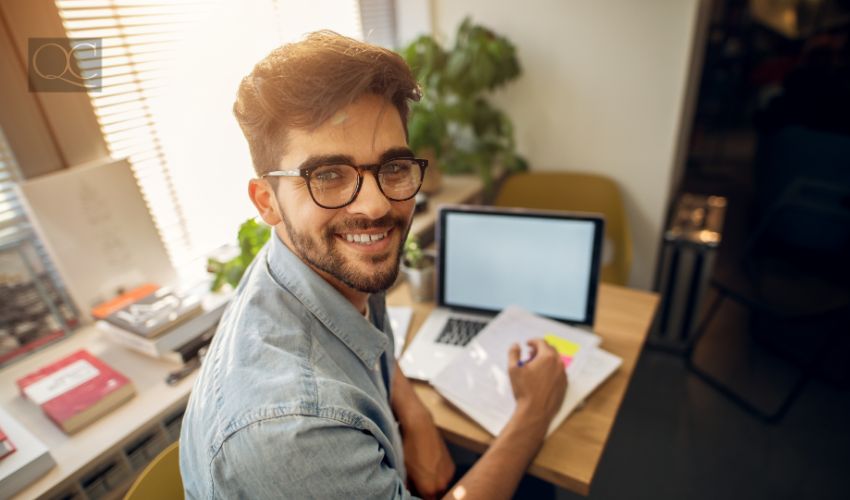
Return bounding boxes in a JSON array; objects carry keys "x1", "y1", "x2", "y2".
[{"x1": 387, "y1": 282, "x2": 659, "y2": 495}]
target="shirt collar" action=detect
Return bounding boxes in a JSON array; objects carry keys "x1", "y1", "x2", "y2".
[{"x1": 266, "y1": 231, "x2": 389, "y2": 369}]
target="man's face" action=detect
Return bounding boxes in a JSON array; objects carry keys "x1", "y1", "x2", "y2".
[{"x1": 269, "y1": 94, "x2": 416, "y2": 294}]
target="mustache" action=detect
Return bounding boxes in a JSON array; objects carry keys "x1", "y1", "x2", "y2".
[{"x1": 329, "y1": 214, "x2": 407, "y2": 232}]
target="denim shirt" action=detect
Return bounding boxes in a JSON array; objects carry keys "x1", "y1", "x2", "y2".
[{"x1": 179, "y1": 233, "x2": 411, "y2": 499}]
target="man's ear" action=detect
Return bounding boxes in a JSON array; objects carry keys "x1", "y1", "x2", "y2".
[{"x1": 248, "y1": 178, "x2": 282, "y2": 226}]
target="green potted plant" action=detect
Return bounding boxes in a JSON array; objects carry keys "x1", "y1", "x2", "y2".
[
  {"x1": 400, "y1": 235, "x2": 435, "y2": 302},
  {"x1": 207, "y1": 218, "x2": 271, "y2": 292},
  {"x1": 401, "y1": 18, "x2": 528, "y2": 192}
]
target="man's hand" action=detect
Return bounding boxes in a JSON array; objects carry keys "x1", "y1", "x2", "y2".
[
  {"x1": 438, "y1": 340, "x2": 568, "y2": 500},
  {"x1": 391, "y1": 365, "x2": 454, "y2": 499},
  {"x1": 400, "y1": 409, "x2": 455, "y2": 499},
  {"x1": 507, "y1": 338, "x2": 568, "y2": 436}
]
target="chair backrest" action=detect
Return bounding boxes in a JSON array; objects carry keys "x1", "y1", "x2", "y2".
[
  {"x1": 124, "y1": 440, "x2": 184, "y2": 500},
  {"x1": 494, "y1": 172, "x2": 632, "y2": 286}
]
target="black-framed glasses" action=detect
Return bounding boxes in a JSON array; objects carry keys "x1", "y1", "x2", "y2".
[{"x1": 263, "y1": 157, "x2": 428, "y2": 209}]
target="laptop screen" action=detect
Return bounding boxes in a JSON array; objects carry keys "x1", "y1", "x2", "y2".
[{"x1": 438, "y1": 207, "x2": 604, "y2": 325}]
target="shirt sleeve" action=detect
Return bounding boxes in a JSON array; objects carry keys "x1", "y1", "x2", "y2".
[{"x1": 208, "y1": 414, "x2": 415, "y2": 500}]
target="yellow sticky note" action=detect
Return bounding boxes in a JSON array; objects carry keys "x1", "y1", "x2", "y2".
[{"x1": 544, "y1": 334, "x2": 580, "y2": 357}]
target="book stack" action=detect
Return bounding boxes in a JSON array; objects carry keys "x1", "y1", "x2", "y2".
[
  {"x1": 16, "y1": 349, "x2": 136, "y2": 434},
  {"x1": 0, "y1": 407, "x2": 56, "y2": 497},
  {"x1": 91, "y1": 284, "x2": 203, "y2": 338},
  {"x1": 92, "y1": 284, "x2": 230, "y2": 362}
]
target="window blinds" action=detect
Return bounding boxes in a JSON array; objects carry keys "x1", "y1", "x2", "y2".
[
  {"x1": 0, "y1": 127, "x2": 26, "y2": 245},
  {"x1": 358, "y1": 0, "x2": 397, "y2": 48},
  {"x1": 55, "y1": 0, "x2": 398, "y2": 279},
  {"x1": 56, "y1": 0, "x2": 202, "y2": 270}
]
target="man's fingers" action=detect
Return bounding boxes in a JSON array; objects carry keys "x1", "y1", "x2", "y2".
[
  {"x1": 513, "y1": 338, "x2": 566, "y2": 368},
  {"x1": 526, "y1": 338, "x2": 555, "y2": 358},
  {"x1": 508, "y1": 343, "x2": 520, "y2": 366},
  {"x1": 525, "y1": 339, "x2": 539, "y2": 359}
]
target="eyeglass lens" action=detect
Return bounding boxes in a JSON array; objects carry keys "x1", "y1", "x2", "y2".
[{"x1": 309, "y1": 159, "x2": 422, "y2": 208}]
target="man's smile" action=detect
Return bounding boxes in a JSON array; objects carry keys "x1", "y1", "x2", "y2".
[{"x1": 336, "y1": 227, "x2": 395, "y2": 254}]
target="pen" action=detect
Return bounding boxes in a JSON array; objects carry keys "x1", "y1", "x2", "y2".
[{"x1": 165, "y1": 356, "x2": 200, "y2": 385}]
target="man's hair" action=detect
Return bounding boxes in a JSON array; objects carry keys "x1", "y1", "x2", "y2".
[{"x1": 234, "y1": 31, "x2": 420, "y2": 176}]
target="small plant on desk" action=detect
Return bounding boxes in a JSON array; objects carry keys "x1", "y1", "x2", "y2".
[
  {"x1": 401, "y1": 235, "x2": 435, "y2": 302},
  {"x1": 207, "y1": 218, "x2": 271, "y2": 292}
]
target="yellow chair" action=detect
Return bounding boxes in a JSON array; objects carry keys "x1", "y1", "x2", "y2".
[
  {"x1": 494, "y1": 172, "x2": 632, "y2": 286},
  {"x1": 124, "y1": 441, "x2": 184, "y2": 500}
]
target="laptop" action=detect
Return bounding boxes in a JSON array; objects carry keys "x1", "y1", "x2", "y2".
[{"x1": 400, "y1": 204, "x2": 605, "y2": 382}]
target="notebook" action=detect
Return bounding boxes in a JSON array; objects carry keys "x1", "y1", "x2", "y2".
[{"x1": 432, "y1": 306, "x2": 622, "y2": 437}]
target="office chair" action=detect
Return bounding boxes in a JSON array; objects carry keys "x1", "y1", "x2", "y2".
[
  {"x1": 685, "y1": 178, "x2": 850, "y2": 423},
  {"x1": 494, "y1": 171, "x2": 632, "y2": 286},
  {"x1": 124, "y1": 440, "x2": 184, "y2": 500}
]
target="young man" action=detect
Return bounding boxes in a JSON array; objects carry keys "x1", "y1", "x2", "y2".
[{"x1": 179, "y1": 31, "x2": 567, "y2": 499}]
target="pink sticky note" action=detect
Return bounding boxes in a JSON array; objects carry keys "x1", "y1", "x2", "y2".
[{"x1": 561, "y1": 354, "x2": 573, "y2": 368}]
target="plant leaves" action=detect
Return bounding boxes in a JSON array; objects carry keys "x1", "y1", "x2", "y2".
[
  {"x1": 208, "y1": 218, "x2": 271, "y2": 291},
  {"x1": 398, "y1": 17, "x2": 523, "y2": 183}
]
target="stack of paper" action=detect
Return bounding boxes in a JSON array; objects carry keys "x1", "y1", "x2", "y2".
[{"x1": 431, "y1": 306, "x2": 622, "y2": 437}]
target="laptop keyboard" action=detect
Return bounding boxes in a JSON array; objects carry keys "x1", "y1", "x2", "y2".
[{"x1": 435, "y1": 318, "x2": 489, "y2": 347}]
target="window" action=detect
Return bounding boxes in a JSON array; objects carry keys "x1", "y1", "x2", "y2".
[
  {"x1": 54, "y1": 0, "x2": 396, "y2": 281},
  {"x1": 358, "y1": 0, "x2": 398, "y2": 48}
]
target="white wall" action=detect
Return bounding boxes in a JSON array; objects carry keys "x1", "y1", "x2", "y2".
[{"x1": 432, "y1": 0, "x2": 701, "y2": 289}]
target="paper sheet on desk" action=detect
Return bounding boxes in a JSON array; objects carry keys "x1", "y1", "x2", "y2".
[
  {"x1": 432, "y1": 306, "x2": 621, "y2": 437},
  {"x1": 387, "y1": 306, "x2": 413, "y2": 358}
]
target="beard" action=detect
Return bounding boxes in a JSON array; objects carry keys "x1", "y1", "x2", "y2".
[{"x1": 281, "y1": 211, "x2": 409, "y2": 293}]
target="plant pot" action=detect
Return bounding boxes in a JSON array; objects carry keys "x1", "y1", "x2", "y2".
[{"x1": 401, "y1": 261, "x2": 435, "y2": 302}]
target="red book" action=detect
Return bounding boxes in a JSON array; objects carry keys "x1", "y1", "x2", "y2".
[{"x1": 16, "y1": 350, "x2": 136, "y2": 434}]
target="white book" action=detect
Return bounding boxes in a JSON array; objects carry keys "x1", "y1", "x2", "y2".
[
  {"x1": 0, "y1": 407, "x2": 56, "y2": 499},
  {"x1": 99, "y1": 291, "x2": 230, "y2": 359},
  {"x1": 432, "y1": 306, "x2": 621, "y2": 437}
]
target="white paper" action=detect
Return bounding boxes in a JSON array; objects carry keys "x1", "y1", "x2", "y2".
[
  {"x1": 542, "y1": 347, "x2": 622, "y2": 435},
  {"x1": 387, "y1": 306, "x2": 413, "y2": 358},
  {"x1": 432, "y1": 306, "x2": 621, "y2": 437}
]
